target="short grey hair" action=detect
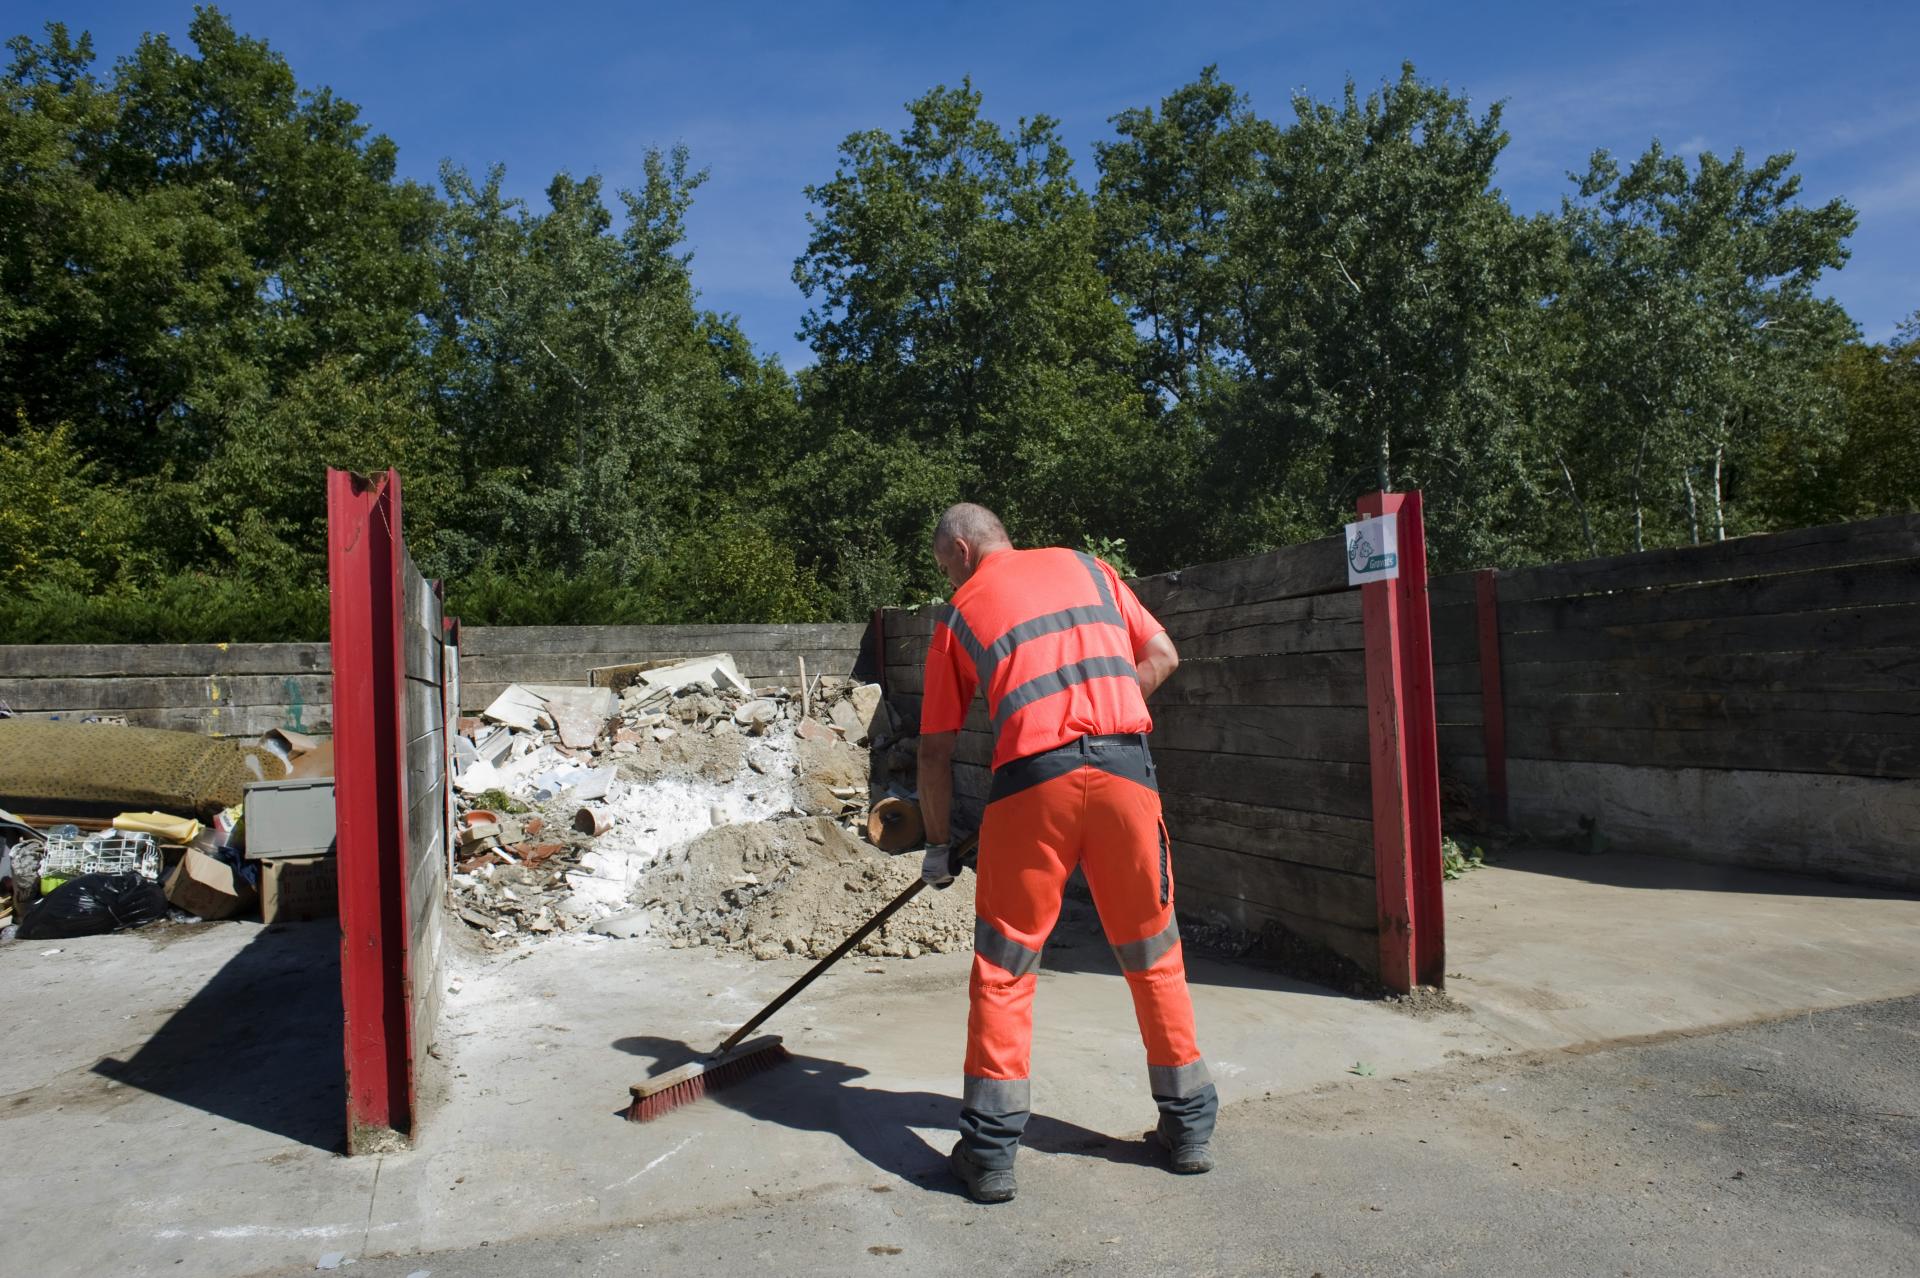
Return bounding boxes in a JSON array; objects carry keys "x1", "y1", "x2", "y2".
[{"x1": 933, "y1": 502, "x2": 1011, "y2": 553}]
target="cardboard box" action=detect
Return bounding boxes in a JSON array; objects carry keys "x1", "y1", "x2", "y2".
[
  {"x1": 164, "y1": 848, "x2": 253, "y2": 921},
  {"x1": 260, "y1": 854, "x2": 337, "y2": 924}
]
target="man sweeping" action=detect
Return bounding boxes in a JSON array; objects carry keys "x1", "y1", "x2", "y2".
[{"x1": 915, "y1": 502, "x2": 1217, "y2": 1204}]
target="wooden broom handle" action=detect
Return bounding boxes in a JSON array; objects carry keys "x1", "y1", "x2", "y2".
[{"x1": 714, "y1": 834, "x2": 977, "y2": 1055}]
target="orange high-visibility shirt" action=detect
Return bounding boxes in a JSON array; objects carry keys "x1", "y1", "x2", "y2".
[{"x1": 921, "y1": 548, "x2": 1166, "y2": 769}]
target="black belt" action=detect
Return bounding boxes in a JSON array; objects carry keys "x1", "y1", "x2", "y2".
[{"x1": 988, "y1": 733, "x2": 1156, "y2": 804}]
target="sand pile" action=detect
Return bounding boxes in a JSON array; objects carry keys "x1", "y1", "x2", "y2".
[{"x1": 638, "y1": 815, "x2": 975, "y2": 960}]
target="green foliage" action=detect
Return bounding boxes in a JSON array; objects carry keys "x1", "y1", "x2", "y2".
[
  {"x1": 791, "y1": 81, "x2": 1158, "y2": 600},
  {"x1": 1441, "y1": 836, "x2": 1487, "y2": 880},
  {"x1": 0, "y1": 17, "x2": 1900, "y2": 644},
  {"x1": 0, "y1": 570, "x2": 328, "y2": 643}
]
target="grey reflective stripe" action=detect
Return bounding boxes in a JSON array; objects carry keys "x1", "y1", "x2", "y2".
[
  {"x1": 1148, "y1": 1058, "x2": 1214, "y2": 1099},
  {"x1": 1074, "y1": 550, "x2": 1120, "y2": 613},
  {"x1": 941, "y1": 604, "x2": 987, "y2": 669},
  {"x1": 1112, "y1": 915, "x2": 1181, "y2": 972},
  {"x1": 977, "y1": 604, "x2": 1121, "y2": 687},
  {"x1": 963, "y1": 1074, "x2": 1032, "y2": 1115},
  {"x1": 974, "y1": 917, "x2": 1043, "y2": 978},
  {"x1": 991, "y1": 656, "x2": 1140, "y2": 733}
]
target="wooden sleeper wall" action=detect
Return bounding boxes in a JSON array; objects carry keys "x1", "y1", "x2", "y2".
[{"x1": 883, "y1": 537, "x2": 1382, "y2": 974}]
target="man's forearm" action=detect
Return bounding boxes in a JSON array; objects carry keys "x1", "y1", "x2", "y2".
[
  {"x1": 918, "y1": 732, "x2": 957, "y2": 843},
  {"x1": 1136, "y1": 633, "x2": 1181, "y2": 699}
]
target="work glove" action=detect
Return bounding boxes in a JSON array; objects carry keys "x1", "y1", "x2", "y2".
[
  {"x1": 920, "y1": 831, "x2": 979, "y2": 890},
  {"x1": 921, "y1": 843, "x2": 958, "y2": 889}
]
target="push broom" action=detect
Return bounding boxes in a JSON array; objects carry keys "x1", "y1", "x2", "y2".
[{"x1": 626, "y1": 819, "x2": 974, "y2": 1123}]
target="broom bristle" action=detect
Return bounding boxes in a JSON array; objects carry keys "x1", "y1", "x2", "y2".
[{"x1": 625, "y1": 1041, "x2": 792, "y2": 1122}]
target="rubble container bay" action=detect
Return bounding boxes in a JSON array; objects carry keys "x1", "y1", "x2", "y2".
[{"x1": 448, "y1": 659, "x2": 972, "y2": 960}]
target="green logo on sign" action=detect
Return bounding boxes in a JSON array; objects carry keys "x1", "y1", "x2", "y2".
[{"x1": 1348, "y1": 532, "x2": 1397, "y2": 575}]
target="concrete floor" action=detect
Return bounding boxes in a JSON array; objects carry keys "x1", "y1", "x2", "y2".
[
  {"x1": 288, "y1": 994, "x2": 1920, "y2": 1278},
  {"x1": 2, "y1": 848, "x2": 1916, "y2": 1277}
]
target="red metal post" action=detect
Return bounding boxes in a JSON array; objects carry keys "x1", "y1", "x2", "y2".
[
  {"x1": 327, "y1": 468, "x2": 415, "y2": 1145},
  {"x1": 1474, "y1": 569, "x2": 1509, "y2": 825},
  {"x1": 1359, "y1": 491, "x2": 1446, "y2": 992}
]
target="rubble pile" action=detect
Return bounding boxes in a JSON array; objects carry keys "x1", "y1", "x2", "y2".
[{"x1": 448, "y1": 655, "x2": 947, "y2": 957}]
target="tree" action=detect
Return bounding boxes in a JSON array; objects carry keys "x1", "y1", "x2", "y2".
[
  {"x1": 1096, "y1": 66, "x2": 1272, "y2": 404},
  {"x1": 1554, "y1": 142, "x2": 1856, "y2": 549},
  {"x1": 792, "y1": 82, "x2": 1153, "y2": 605},
  {"x1": 1214, "y1": 65, "x2": 1531, "y2": 562}
]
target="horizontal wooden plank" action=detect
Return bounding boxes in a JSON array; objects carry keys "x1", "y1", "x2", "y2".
[
  {"x1": 3, "y1": 703, "x2": 329, "y2": 738},
  {"x1": 1500, "y1": 647, "x2": 1920, "y2": 699},
  {"x1": 1501, "y1": 558, "x2": 1920, "y2": 636},
  {"x1": 1152, "y1": 705, "x2": 1370, "y2": 764},
  {"x1": 0, "y1": 643, "x2": 330, "y2": 678},
  {"x1": 1160, "y1": 791, "x2": 1374, "y2": 878},
  {"x1": 1437, "y1": 725, "x2": 1487, "y2": 766},
  {"x1": 884, "y1": 641, "x2": 933, "y2": 671},
  {"x1": 1429, "y1": 600, "x2": 1481, "y2": 665},
  {"x1": 1174, "y1": 840, "x2": 1378, "y2": 932},
  {"x1": 1155, "y1": 651, "x2": 1368, "y2": 708},
  {"x1": 1434, "y1": 694, "x2": 1484, "y2": 726},
  {"x1": 460, "y1": 624, "x2": 866, "y2": 657},
  {"x1": 1168, "y1": 592, "x2": 1364, "y2": 660},
  {"x1": 1496, "y1": 513, "x2": 1920, "y2": 603},
  {"x1": 1427, "y1": 572, "x2": 1483, "y2": 607},
  {"x1": 1433, "y1": 661, "x2": 1483, "y2": 697},
  {"x1": 460, "y1": 648, "x2": 860, "y2": 688},
  {"x1": 1497, "y1": 604, "x2": 1920, "y2": 665},
  {"x1": 1505, "y1": 689, "x2": 1920, "y2": 741},
  {"x1": 405, "y1": 728, "x2": 447, "y2": 805},
  {"x1": 1506, "y1": 719, "x2": 1920, "y2": 779},
  {"x1": 1129, "y1": 536, "x2": 1349, "y2": 616},
  {"x1": 1153, "y1": 748, "x2": 1372, "y2": 820},
  {"x1": 1175, "y1": 882, "x2": 1377, "y2": 975},
  {"x1": 0, "y1": 673, "x2": 331, "y2": 713},
  {"x1": 880, "y1": 610, "x2": 939, "y2": 640},
  {"x1": 404, "y1": 622, "x2": 439, "y2": 684},
  {"x1": 886, "y1": 650, "x2": 1367, "y2": 709},
  {"x1": 403, "y1": 678, "x2": 442, "y2": 741}
]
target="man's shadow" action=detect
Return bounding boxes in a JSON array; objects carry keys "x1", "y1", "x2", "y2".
[{"x1": 613, "y1": 1036, "x2": 1157, "y2": 1192}]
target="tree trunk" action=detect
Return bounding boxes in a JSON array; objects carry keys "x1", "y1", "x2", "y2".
[
  {"x1": 1683, "y1": 467, "x2": 1701, "y2": 545},
  {"x1": 1712, "y1": 445, "x2": 1727, "y2": 542},
  {"x1": 1377, "y1": 421, "x2": 1391, "y2": 493},
  {"x1": 1556, "y1": 450, "x2": 1598, "y2": 557}
]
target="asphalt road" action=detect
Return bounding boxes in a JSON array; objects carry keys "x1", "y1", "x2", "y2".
[{"x1": 291, "y1": 996, "x2": 1919, "y2": 1278}]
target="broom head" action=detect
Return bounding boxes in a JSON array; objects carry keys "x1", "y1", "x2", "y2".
[{"x1": 625, "y1": 1034, "x2": 791, "y2": 1122}]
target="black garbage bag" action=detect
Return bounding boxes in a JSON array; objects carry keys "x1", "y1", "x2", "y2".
[{"x1": 18, "y1": 872, "x2": 168, "y2": 940}]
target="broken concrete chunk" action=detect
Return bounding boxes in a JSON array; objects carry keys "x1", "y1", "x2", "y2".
[
  {"x1": 651, "y1": 727, "x2": 676, "y2": 743},
  {"x1": 829, "y1": 697, "x2": 868, "y2": 744},
  {"x1": 636, "y1": 654, "x2": 748, "y2": 697},
  {"x1": 733, "y1": 698, "x2": 778, "y2": 730},
  {"x1": 590, "y1": 911, "x2": 650, "y2": 939},
  {"x1": 796, "y1": 718, "x2": 838, "y2": 744}
]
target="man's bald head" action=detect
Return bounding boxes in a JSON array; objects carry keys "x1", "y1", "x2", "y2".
[
  {"x1": 933, "y1": 503, "x2": 1011, "y2": 556},
  {"x1": 931, "y1": 503, "x2": 1013, "y2": 588}
]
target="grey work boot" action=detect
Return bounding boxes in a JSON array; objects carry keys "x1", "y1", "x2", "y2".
[
  {"x1": 949, "y1": 1141, "x2": 1017, "y2": 1203},
  {"x1": 1152, "y1": 1116, "x2": 1215, "y2": 1174}
]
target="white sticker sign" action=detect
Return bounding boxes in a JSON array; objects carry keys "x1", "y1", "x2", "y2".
[{"x1": 1345, "y1": 512, "x2": 1400, "y2": 585}]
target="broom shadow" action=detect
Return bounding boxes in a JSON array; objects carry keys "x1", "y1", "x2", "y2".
[{"x1": 613, "y1": 1035, "x2": 1156, "y2": 1191}]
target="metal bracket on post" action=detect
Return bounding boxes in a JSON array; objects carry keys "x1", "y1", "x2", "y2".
[{"x1": 1358, "y1": 490, "x2": 1446, "y2": 992}]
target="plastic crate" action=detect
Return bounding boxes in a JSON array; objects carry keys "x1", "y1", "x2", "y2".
[
  {"x1": 243, "y1": 777, "x2": 337, "y2": 860},
  {"x1": 42, "y1": 831, "x2": 163, "y2": 881}
]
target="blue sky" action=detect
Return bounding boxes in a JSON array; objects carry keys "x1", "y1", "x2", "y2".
[{"x1": 15, "y1": 1, "x2": 1918, "y2": 367}]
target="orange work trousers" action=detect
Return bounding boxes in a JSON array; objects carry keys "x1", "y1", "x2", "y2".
[{"x1": 962, "y1": 734, "x2": 1212, "y2": 1132}]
